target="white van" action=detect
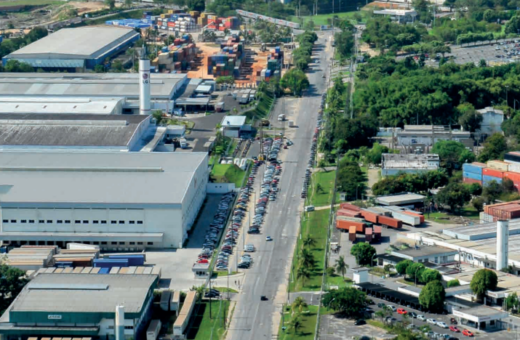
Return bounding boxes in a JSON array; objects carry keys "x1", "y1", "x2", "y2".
[{"x1": 304, "y1": 205, "x2": 315, "y2": 212}]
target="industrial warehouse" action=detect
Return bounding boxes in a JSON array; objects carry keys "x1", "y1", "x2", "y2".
[
  {"x1": 2, "y1": 26, "x2": 140, "y2": 72},
  {"x1": 0, "y1": 151, "x2": 208, "y2": 249},
  {"x1": 0, "y1": 273, "x2": 158, "y2": 339}
]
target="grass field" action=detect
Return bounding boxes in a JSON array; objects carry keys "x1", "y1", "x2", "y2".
[
  {"x1": 326, "y1": 274, "x2": 352, "y2": 289},
  {"x1": 278, "y1": 305, "x2": 319, "y2": 340},
  {"x1": 307, "y1": 170, "x2": 336, "y2": 207},
  {"x1": 186, "y1": 300, "x2": 230, "y2": 340},
  {"x1": 426, "y1": 205, "x2": 480, "y2": 224},
  {"x1": 0, "y1": 0, "x2": 62, "y2": 8},
  {"x1": 289, "y1": 11, "x2": 368, "y2": 26},
  {"x1": 211, "y1": 164, "x2": 248, "y2": 188},
  {"x1": 289, "y1": 209, "x2": 331, "y2": 292}
]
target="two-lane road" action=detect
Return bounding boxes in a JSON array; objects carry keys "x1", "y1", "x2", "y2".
[{"x1": 227, "y1": 31, "x2": 334, "y2": 340}]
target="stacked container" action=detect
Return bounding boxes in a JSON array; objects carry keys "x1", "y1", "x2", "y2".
[
  {"x1": 483, "y1": 167, "x2": 504, "y2": 185},
  {"x1": 462, "y1": 162, "x2": 486, "y2": 185}
]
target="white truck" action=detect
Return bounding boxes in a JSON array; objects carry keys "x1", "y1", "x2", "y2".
[
  {"x1": 146, "y1": 319, "x2": 162, "y2": 340},
  {"x1": 180, "y1": 138, "x2": 188, "y2": 149},
  {"x1": 278, "y1": 114, "x2": 285, "y2": 121}
]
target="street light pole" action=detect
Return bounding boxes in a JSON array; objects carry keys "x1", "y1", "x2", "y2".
[{"x1": 371, "y1": 253, "x2": 377, "y2": 282}]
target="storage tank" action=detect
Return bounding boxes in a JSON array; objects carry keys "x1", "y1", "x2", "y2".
[
  {"x1": 497, "y1": 220, "x2": 509, "y2": 270},
  {"x1": 115, "y1": 305, "x2": 125, "y2": 340}
]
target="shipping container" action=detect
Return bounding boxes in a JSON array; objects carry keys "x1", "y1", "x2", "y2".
[
  {"x1": 349, "y1": 226, "x2": 357, "y2": 242},
  {"x1": 483, "y1": 174, "x2": 503, "y2": 186},
  {"x1": 337, "y1": 209, "x2": 361, "y2": 218},
  {"x1": 339, "y1": 203, "x2": 362, "y2": 212},
  {"x1": 98, "y1": 268, "x2": 110, "y2": 274},
  {"x1": 487, "y1": 160, "x2": 510, "y2": 172},
  {"x1": 365, "y1": 228, "x2": 373, "y2": 243},
  {"x1": 463, "y1": 162, "x2": 486, "y2": 174},
  {"x1": 109, "y1": 255, "x2": 145, "y2": 266},
  {"x1": 508, "y1": 162, "x2": 520, "y2": 174},
  {"x1": 360, "y1": 210, "x2": 379, "y2": 224},
  {"x1": 373, "y1": 226, "x2": 382, "y2": 242},
  {"x1": 463, "y1": 177, "x2": 482, "y2": 185},
  {"x1": 337, "y1": 219, "x2": 366, "y2": 233},
  {"x1": 378, "y1": 215, "x2": 402, "y2": 229},
  {"x1": 463, "y1": 171, "x2": 482, "y2": 181},
  {"x1": 160, "y1": 291, "x2": 171, "y2": 311},
  {"x1": 483, "y1": 168, "x2": 505, "y2": 178},
  {"x1": 93, "y1": 258, "x2": 128, "y2": 268}
]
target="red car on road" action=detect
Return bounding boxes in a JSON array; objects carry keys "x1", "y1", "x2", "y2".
[
  {"x1": 449, "y1": 326, "x2": 460, "y2": 332},
  {"x1": 462, "y1": 329, "x2": 474, "y2": 337},
  {"x1": 397, "y1": 308, "x2": 407, "y2": 315}
]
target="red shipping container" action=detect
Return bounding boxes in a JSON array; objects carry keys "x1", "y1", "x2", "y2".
[
  {"x1": 167, "y1": 22, "x2": 175, "y2": 27},
  {"x1": 349, "y1": 227, "x2": 357, "y2": 242},
  {"x1": 483, "y1": 168, "x2": 505, "y2": 178},
  {"x1": 463, "y1": 178, "x2": 482, "y2": 185},
  {"x1": 340, "y1": 203, "x2": 362, "y2": 212},
  {"x1": 360, "y1": 210, "x2": 379, "y2": 224},
  {"x1": 336, "y1": 219, "x2": 365, "y2": 233},
  {"x1": 378, "y1": 215, "x2": 402, "y2": 229},
  {"x1": 365, "y1": 228, "x2": 373, "y2": 243},
  {"x1": 373, "y1": 226, "x2": 382, "y2": 242},
  {"x1": 337, "y1": 209, "x2": 361, "y2": 218}
]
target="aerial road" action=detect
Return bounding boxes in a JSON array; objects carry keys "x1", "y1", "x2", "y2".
[{"x1": 227, "y1": 30, "x2": 334, "y2": 340}]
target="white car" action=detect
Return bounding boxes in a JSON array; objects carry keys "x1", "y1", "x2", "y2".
[
  {"x1": 387, "y1": 305, "x2": 397, "y2": 312},
  {"x1": 427, "y1": 318, "x2": 437, "y2": 325},
  {"x1": 417, "y1": 315, "x2": 426, "y2": 321},
  {"x1": 436, "y1": 321, "x2": 448, "y2": 328}
]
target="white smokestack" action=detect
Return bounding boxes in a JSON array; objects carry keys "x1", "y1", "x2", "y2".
[
  {"x1": 115, "y1": 305, "x2": 125, "y2": 340},
  {"x1": 139, "y1": 46, "x2": 151, "y2": 115},
  {"x1": 497, "y1": 220, "x2": 509, "y2": 271}
]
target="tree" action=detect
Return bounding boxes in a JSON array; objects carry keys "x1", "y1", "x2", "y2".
[
  {"x1": 478, "y1": 133, "x2": 507, "y2": 163},
  {"x1": 326, "y1": 267, "x2": 336, "y2": 277},
  {"x1": 419, "y1": 281, "x2": 446, "y2": 313},
  {"x1": 505, "y1": 292, "x2": 519, "y2": 312},
  {"x1": 296, "y1": 266, "x2": 311, "y2": 286},
  {"x1": 421, "y1": 269, "x2": 442, "y2": 284},
  {"x1": 303, "y1": 235, "x2": 317, "y2": 248},
  {"x1": 291, "y1": 296, "x2": 308, "y2": 313},
  {"x1": 335, "y1": 256, "x2": 348, "y2": 278},
  {"x1": 470, "y1": 269, "x2": 498, "y2": 302},
  {"x1": 435, "y1": 182, "x2": 471, "y2": 212},
  {"x1": 366, "y1": 143, "x2": 389, "y2": 165},
  {"x1": 467, "y1": 183, "x2": 482, "y2": 196},
  {"x1": 447, "y1": 279, "x2": 460, "y2": 288},
  {"x1": 124, "y1": 0, "x2": 132, "y2": 7},
  {"x1": 299, "y1": 248, "x2": 316, "y2": 270},
  {"x1": 4, "y1": 60, "x2": 34, "y2": 72},
  {"x1": 280, "y1": 68, "x2": 310, "y2": 96},
  {"x1": 105, "y1": 0, "x2": 116, "y2": 10},
  {"x1": 471, "y1": 197, "x2": 485, "y2": 212},
  {"x1": 457, "y1": 103, "x2": 482, "y2": 132},
  {"x1": 350, "y1": 243, "x2": 376, "y2": 266},
  {"x1": 384, "y1": 264, "x2": 394, "y2": 273},
  {"x1": 375, "y1": 305, "x2": 393, "y2": 321},
  {"x1": 406, "y1": 262, "x2": 425, "y2": 283},
  {"x1": 287, "y1": 313, "x2": 303, "y2": 334},
  {"x1": 505, "y1": 16, "x2": 520, "y2": 34},
  {"x1": 432, "y1": 140, "x2": 475, "y2": 170},
  {"x1": 483, "y1": 180, "x2": 503, "y2": 203},
  {"x1": 396, "y1": 260, "x2": 413, "y2": 276},
  {"x1": 152, "y1": 110, "x2": 164, "y2": 125},
  {"x1": 0, "y1": 265, "x2": 28, "y2": 313},
  {"x1": 322, "y1": 287, "x2": 367, "y2": 317},
  {"x1": 216, "y1": 76, "x2": 234, "y2": 84}
]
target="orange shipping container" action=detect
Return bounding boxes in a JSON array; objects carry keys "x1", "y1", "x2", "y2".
[
  {"x1": 336, "y1": 219, "x2": 365, "y2": 233},
  {"x1": 378, "y1": 215, "x2": 402, "y2": 229},
  {"x1": 483, "y1": 168, "x2": 505, "y2": 178},
  {"x1": 337, "y1": 209, "x2": 361, "y2": 218},
  {"x1": 360, "y1": 210, "x2": 379, "y2": 224},
  {"x1": 339, "y1": 203, "x2": 362, "y2": 212},
  {"x1": 167, "y1": 21, "x2": 175, "y2": 27}
]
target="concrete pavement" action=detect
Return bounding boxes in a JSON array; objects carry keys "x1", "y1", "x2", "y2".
[{"x1": 226, "y1": 31, "x2": 334, "y2": 340}]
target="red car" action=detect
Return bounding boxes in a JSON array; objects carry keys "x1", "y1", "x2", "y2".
[
  {"x1": 449, "y1": 326, "x2": 460, "y2": 332},
  {"x1": 397, "y1": 308, "x2": 407, "y2": 315},
  {"x1": 462, "y1": 329, "x2": 474, "y2": 337}
]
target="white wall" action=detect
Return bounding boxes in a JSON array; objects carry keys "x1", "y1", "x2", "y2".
[
  {"x1": 481, "y1": 111, "x2": 504, "y2": 135},
  {"x1": 207, "y1": 183, "x2": 235, "y2": 193},
  {"x1": 181, "y1": 155, "x2": 208, "y2": 237}
]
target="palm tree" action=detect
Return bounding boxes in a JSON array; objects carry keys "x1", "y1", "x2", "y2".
[
  {"x1": 296, "y1": 266, "x2": 311, "y2": 287},
  {"x1": 335, "y1": 256, "x2": 348, "y2": 278},
  {"x1": 291, "y1": 297, "x2": 308, "y2": 314},
  {"x1": 299, "y1": 248, "x2": 316, "y2": 270},
  {"x1": 287, "y1": 313, "x2": 303, "y2": 334},
  {"x1": 302, "y1": 235, "x2": 317, "y2": 248}
]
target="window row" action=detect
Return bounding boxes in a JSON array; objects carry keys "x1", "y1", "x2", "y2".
[{"x1": 2, "y1": 219, "x2": 144, "y2": 225}]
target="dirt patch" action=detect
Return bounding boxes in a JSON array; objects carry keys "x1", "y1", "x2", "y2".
[
  {"x1": 186, "y1": 42, "x2": 221, "y2": 79},
  {"x1": 68, "y1": 1, "x2": 108, "y2": 15},
  {"x1": 365, "y1": 1, "x2": 410, "y2": 9},
  {"x1": 359, "y1": 42, "x2": 380, "y2": 57}
]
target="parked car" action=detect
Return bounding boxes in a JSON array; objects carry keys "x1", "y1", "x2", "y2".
[
  {"x1": 437, "y1": 321, "x2": 448, "y2": 329},
  {"x1": 266, "y1": 236, "x2": 273, "y2": 241},
  {"x1": 462, "y1": 330, "x2": 473, "y2": 337},
  {"x1": 427, "y1": 318, "x2": 437, "y2": 325},
  {"x1": 409, "y1": 312, "x2": 417, "y2": 318},
  {"x1": 417, "y1": 315, "x2": 426, "y2": 321},
  {"x1": 450, "y1": 318, "x2": 457, "y2": 325},
  {"x1": 387, "y1": 305, "x2": 397, "y2": 312},
  {"x1": 397, "y1": 308, "x2": 407, "y2": 315},
  {"x1": 354, "y1": 320, "x2": 366, "y2": 326},
  {"x1": 261, "y1": 295, "x2": 268, "y2": 301},
  {"x1": 449, "y1": 326, "x2": 460, "y2": 333}
]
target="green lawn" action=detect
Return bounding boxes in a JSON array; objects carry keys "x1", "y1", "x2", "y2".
[
  {"x1": 211, "y1": 164, "x2": 248, "y2": 188},
  {"x1": 0, "y1": 0, "x2": 62, "y2": 8},
  {"x1": 289, "y1": 11, "x2": 368, "y2": 26},
  {"x1": 325, "y1": 275, "x2": 352, "y2": 289},
  {"x1": 426, "y1": 205, "x2": 480, "y2": 224},
  {"x1": 214, "y1": 287, "x2": 238, "y2": 293},
  {"x1": 278, "y1": 305, "x2": 319, "y2": 340},
  {"x1": 289, "y1": 209, "x2": 331, "y2": 292},
  {"x1": 186, "y1": 300, "x2": 230, "y2": 340},
  {"x1": 308, "y1": 170, "x2": 336, "y2": 207}
]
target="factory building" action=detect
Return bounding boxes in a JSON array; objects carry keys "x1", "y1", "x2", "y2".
[
  {"x1": 381, "y1": 153, "x2": 440, "y2": 177},
  {"x1": 0, "y1": 273, "x2": 158, "y2": 339},
  {"x1": 2, "y1": 26, "x2": 140, "y2": 72},
  {"x1": 0, "y1": 72, "x2": 188, "y2": 115},
  {"x1": 396, "y1": 125, "x2": 472, "y2": 150},
  {"x1": 0, "y1": 151, "x2": 208, "y2": 250}
]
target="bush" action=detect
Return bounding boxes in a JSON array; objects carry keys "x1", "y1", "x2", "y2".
[{"x1": 447, "y1": 279, "x2": 460, "y2": 288}]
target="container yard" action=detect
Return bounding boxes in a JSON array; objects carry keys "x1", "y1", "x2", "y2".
[
  {"x1": 255, "y1": 46, "x2": 283, "y2": 83},
  {"x1": 153, "y1": 35, "x2": 198, "y2": 72},
  {"x1": 207, "y1": 35, "x2": 243, "y2": 78},
  {"x1": 461, "y1": 156, "x2": 520, "y2": 189}
]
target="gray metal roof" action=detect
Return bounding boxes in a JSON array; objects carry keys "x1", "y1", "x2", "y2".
[
  {"x1": 12, "y1": 274, "x2": 156, "y2": 313},
  {"x1": 442, "y1": 219, "x2": 520, "y2": 240},
  {"x1": 0, "y1": 73, "x2": 187, "y2": 100},
  {"x1": 392, "y1": 246, "x2": 458, "y2": 258},
  {"x1": 6, "y1": 26, "x2": 139, "y2": 60},
  {"x1": 376, "y1": 193, "x2": 425, "y2": 205},
  {"x1": 0, "y1": 114, "x2": 148, "y2": 147},
  {"x1": 0, "y1": 151, "x2": 207, "y2": 207},
  {"x1": 0, "y1": 96, "x2": 123, "y2": 114}
]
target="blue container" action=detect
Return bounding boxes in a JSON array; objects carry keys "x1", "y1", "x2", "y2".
[
  {"x1": 98, "y1": 268, "x2": 110, "y2": 274},
  {"x1": 93, "y1": 259, "x2": 128, "y2": 268},
  {"x1": 55, "y1": 262, "x2": 73, "y2": 268},
  {"x1": 161, "y1": 46, "x2": 168, "y2": 53},
  {"x1": 463, "y1": 163, "x2": 484, "y2": 175},
  {"x1": 463, "y1": 172, "x2": 482, "y2": 181},
  {"x1": 275, "y1": 46, "x2": 280, "y2": 53},
  {"x1": 109, "y1": 255, "x2": 145, "y2": 266},
  {"x1": 183, "y1": 34, "x2": 190, "y2": 40},
  {"x1": 483, "y1": 175, "x2": 502, "y2": 185}
]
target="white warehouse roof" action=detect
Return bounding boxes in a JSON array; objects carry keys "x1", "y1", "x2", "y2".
[
  {"x1": 0, "y1": 151, "x2": 208, "y2": 208},
  {"x1": 221, "y1": 115, "x2": 246, "y2": 127},
  {"x1": 0, "y1": 97, "x2": 124, "y2": 115},
  {"x1": 5, "y1": 26, "x2": 140, "y2": 60}
]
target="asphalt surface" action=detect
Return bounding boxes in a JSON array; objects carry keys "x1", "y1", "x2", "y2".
[{"x1": 226, "y1": 31, "x2": 333, "y2": 340}]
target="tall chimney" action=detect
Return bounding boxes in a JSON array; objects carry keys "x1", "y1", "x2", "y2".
[
  {"x1": 139, "y1": 46, "x2": 151, "y2": 115},
  {"x1": 497, "y1": 220, "x2": 509, "y2": 271},
  {"x1": 115, "y1": 305, "x2": 125, "y2": 340}
]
